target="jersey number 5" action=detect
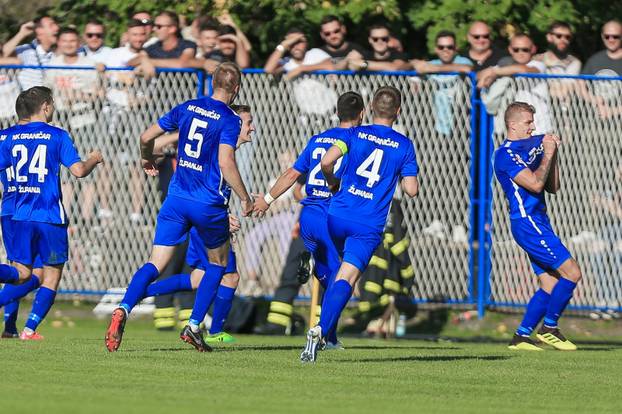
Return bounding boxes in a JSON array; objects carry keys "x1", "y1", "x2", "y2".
[
  {"x1": 12, "y1": 144, "x2": 48, "y2": 183},
  {"x1": 184, "y1": 118, "x2": 208, "y2": 158}
]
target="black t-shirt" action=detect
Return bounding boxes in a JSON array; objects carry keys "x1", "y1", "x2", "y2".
[
  {"x1": 145, "y1": 38, "x2": 197, "y2": 59},
  {"x1": 582, "y1": 50, "x2": 622, "y2": 76},
  {"x1": 320, "y1": 41, "x2": 369, "y2": 63},
  {"x1": 361, "y1": 48, "x2": 408, "y2": 62},
  {"x1": 468, "y1": 47, "x2": 507, "y2": 71}
]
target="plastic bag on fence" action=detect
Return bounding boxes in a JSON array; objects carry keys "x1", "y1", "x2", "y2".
[{"x1": 481, "y1": 77, "x2": 511, "y2": 115}]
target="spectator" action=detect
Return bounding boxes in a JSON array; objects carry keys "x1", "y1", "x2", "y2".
[
  {"x1": 128, "y1": 11, "x2": 197, "y2": 75},
  {"x1": 3, "y1": 16, "x2": 59, "y2": 90},
  {"x1": 465, "y1": 21, "x2": 507, "y2": 72},
  {"x1": 412, "y1": 31, "x2": 472, "y2": 136},
  {"x1": 217, "y1": 24, "x2": 251, "y2": 69},
  {"x1": 196, "y1": 21, "x2": 223, "y2": 59},
  {"x1": 131, "y1": 10, "x2": 158, "y2": 48},
  {"x1": 217, "y1": 12, "x2": 253, "y2": 58},
  {"x1": 347, "y1": 23, "x2": 410, "y2": 72},
  {"x1": 79, "y1": 20, "x2": 113, "y2": 63},
  {"x1": 318, "y1": 15, "x2": 368, "y2": 69},
  {"x1": 534, "y1": 21, "x2": 581, "y2": 75},
  {"x1": 264, "y1": 29, "x2": 331, "y2": 77},
  {"x1": 583, "y1": 20, "x2": 622, "y2": 76},
  {"x1": 480, "y1": 34, "x2": 551, "y2": 134}
]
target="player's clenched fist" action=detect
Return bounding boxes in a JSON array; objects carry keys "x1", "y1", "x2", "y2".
[
  {"x1": 542, "y1": 134, "x2": 560, "y2": 154},
  {"x1": 251, "y1": 193, "x2": 269, "y2": 217},
  {"x1": 141, "y1": 158, "x2": 159, "y2": 176},
  {"x1": 89, "y1": 150, "x2": 104, "y2": 164},
  {"x1": 241, "y1": 198, "x2": 254, "y2": 218}
]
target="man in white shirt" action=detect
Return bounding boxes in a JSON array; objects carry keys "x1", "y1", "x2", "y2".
[
  {"x1": 264, "y1": 28, "x2": 331, "y2": 79},
  {"x1": 79, "y1": 20, "x2": 113, "y2": 64}
]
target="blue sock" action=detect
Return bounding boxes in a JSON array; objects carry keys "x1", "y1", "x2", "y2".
[
  {"x1": 544, "y1": 277, "x2": 577, "y2": 328},
  {"x1": 0, "y1": 264, "x2": 19, "y2": 284},
  {"x1": 516, "y1": 289, "x2": 551, "y2": 336},
  {"x1": 189, "y1": 264, "x2": 226, "y2": 327},
  {"x1": 318, "y1": 279, "x2": 353, "y2": 337},
  {"x1": 119, "y1": 263, "x2": 159, "y2": 314},
  {"x1": 0, "y1": 275, "x2": 41, "y2": 307},
  {"x1": 209, "y1": 285, "x2": 236, "y2": 334},
  {"x1": 145, "y1": 274, "x2": 192, "y2": 297},
  {"x1": 318, "y1": 280, "x2": 339, "y2": 344},
  {"x1": 4, "y1": 301, "x2": 19, "y2": 334},
  {"x1": 25, "y1": 287, "x2": 56, "y2": 331}
]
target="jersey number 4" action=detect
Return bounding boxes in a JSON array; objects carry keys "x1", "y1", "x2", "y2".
[
  {"x1": 12, "y1": 144, "x2": 48, "y2": 183},
  {"x1": 356, "y1": 148, "x2": 384, "y2": 187}
]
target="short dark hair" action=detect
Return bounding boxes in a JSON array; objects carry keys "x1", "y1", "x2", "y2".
[
  {"x1": 218, "y1": 25, "x2": 236, "y2": 36},
  {"x1": 213, "y1": 62, "x2": 241, "y2": 93},
  {"x1": 372, "y1": 86, "x2": 401, "y2": 120},
  {"x1": 85, "y1": 19, "x2": 104, "y2": 29},
  {"x1": 33, "y1": 15, "x2": 54, "y2": 28},
  {"x1": 286, "y1": 27, "x2": 305, "y2": 36},
  {"x1": 504, "y1": 101, "x2": 535, "y2": 127},
  {"x1": 15, "y1": 86, "x2": 53, "y2": 119},
  {"x1": 337, "y1": 91, "x2": 364, "y2": 122},
  {"x1": 369, "y1": 24, "x2": 390, "y2": 35},
  {"x1": 548, "y1": 21, "x2": 571, "y2": 33},
  {"x1": 57, "y1": 27, "x2": 80, "y2": 38},
  {"x1": 127, "y1": 19, "x2": 148, "y2": 29},
  {"x1": 158, "y1": 10, "x2": 180, "y2": 35},
  {"x1": 199, "y1": 21, "x2": 220, "y2": 34},
  {"x1": 436, "y1": 30, "x2": 456, "y2": 43},
  {"x1": 231, "y1": 104, "x2": 251, "y2": 114},
  {"x1": 320, "y1": 15, "x2": 341, "y2": 26}
]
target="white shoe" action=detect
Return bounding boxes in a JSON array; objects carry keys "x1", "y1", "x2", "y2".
[
  {"x1": 300, "y1": 325, "x2": 323, "y2": 363},
  {"x1": 323, "y1": 340, "x2": 345, "y2": 351}
]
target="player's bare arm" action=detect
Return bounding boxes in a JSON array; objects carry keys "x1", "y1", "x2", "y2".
[
  {"x1": 320, "y1": 144, "x2": 344, "y2": 192},
  {"x1": 139, "y1": 123, "x2": 166, "y2": 176},
  {"x1": 401, "y1": 176, "x2": 420, "y2": 197},
  {"x1": 253, "y1": 167, "x2": 302, "y2": 215},
  {"x1": 69, "y1": 150, "x2": 104, "y2": 178},
  {"x1": 544, "y1": 151, "x2": 560, "y2": 194},
  {"x1": 218, "y1": 143, "x2": 253, "y2": 217},
  {"x1": 512, "y1": 135, "x2": 559, "y2": 193}
]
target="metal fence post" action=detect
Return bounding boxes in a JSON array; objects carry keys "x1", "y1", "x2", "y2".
[
  {"x1": 476, "y1": 98, "x2": 490, "y2": 319},
  {"x1": 468, "y1": 73, "x2": 478, "y2": 305}
]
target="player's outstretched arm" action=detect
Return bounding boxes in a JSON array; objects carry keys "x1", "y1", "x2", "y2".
[
  {"x1": 140, "y1": 123, "x2": 166, "y2": 176},
  {"x1": 218, "y1": 144, "x2": 253, "y2": 216},
  {"x1": 320, "y1": 145, "x2": 344, "y2": 192},
  {"x1": 253, "y1": 167, "x2": 302, "y2": 215},
  {"x1": 69, "y1": 151, "x2": 104, "y2": 178},
  {"x1": 512, "y1": 135, "x2": 559, "y2": 193},
  {"x1": 401, "y1": 176, "x2": 420, "y2": 197}
]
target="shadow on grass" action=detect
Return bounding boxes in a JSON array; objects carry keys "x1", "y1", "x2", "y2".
[
  {"x1": 334, "y1": 355, "x2": 512, "y2": 363},
  {"x1": 412, "y1": 335, "x2": 622, "y2": 348},
  {"x1": 215, "y1": 345, "x2": 462, "y2": 352}
]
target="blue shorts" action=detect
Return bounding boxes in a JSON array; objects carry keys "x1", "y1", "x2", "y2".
[
  {"x1": 327, "y1": 214, "x2": 382, "y2": 273},
  {"x1": 11, "y1": 220, "x2": 68, "y2": 266},
  {"x1": 511, "y1": 215, "x2": 573, "y2": 275},
  {"x1": 299, "y1": 205, "x2": 340, "y2": 285},
  {"x1": 186, "y1": 227, "x2": 237, "y2": 273},
  {"x1": 153, "y1": 195, "x2": 229, "y2": 250}
]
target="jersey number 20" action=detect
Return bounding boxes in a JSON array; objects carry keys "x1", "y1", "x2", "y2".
[{"x1": 12, "y1": 144, "x2": 48, "y2": 183}]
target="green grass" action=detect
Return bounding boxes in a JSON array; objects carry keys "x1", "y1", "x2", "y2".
[{"x1": 1, "y1": 317, "x2": 621, "y2": 414}]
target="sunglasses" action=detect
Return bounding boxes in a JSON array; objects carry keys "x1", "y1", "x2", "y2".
[
  {"x1": 550, "y1": 32, "x2": 572, "y2": 40},
  {"x1": 437, "y1": 44, "x2": 455, "y2": 50},
  {"x1": 322, "y1": 28, "x2": 341, "y2": 36},
  {"x1": 371, "y1": 36, "x2": 389, "y2": 43},
  {"x1": 85, "y1": 33, "x2": 104, "y2": 39},
  {"x1": 470, "y1": 33, "x2": 490, "y2": 40},
  {"x1": 511, "y1": 47, "x2": 531, "y2": 53},
  {"x1": 603, "y1": 34, "x2": 621, "y2": 40}
]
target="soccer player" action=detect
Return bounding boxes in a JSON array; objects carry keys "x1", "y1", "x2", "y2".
[
  {"x1": 494, "y1": 101, "x2": 582, "y2": 351},
  {"x1": 0, "y1": 86, "x2": 103, "y2": 340},
  {"x1": 142, "y1": 104, "x2": 255, "y2": 344},
  {"x1": 300, "y1": 86, "x2": 420, "y2": 362},
  {"x1": 105, "y1": 62, "x2": 254, "y2": 353},
  {"x1": 253, "y1": 91, "x2": 366, "y2": 348}
]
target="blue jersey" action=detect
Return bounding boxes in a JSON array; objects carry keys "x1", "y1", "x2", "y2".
[
  {"x1": 0, "y1": 130, "x2": 15, "y2": 217},
  {"x1": 329, "y1": 124, "x2": 419, "y2": 232},
  {"x1": 158, "y1": 97, "x2": 241, "y2": 206},
  {"x1": 0, "y1": 122, "x2": 81, "y2": 225},
  {"x1": 493, "y1": 135, "x2": 547, "y2": 220},
  {"x1": 292, "y1": 127, "x2": 351, "y2": 211}
]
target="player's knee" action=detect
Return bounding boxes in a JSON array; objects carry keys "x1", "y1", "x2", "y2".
[
  {"x1": 566, "y1": 265, "x2": 582, "y2": 283},
  {"x1": 222, "y1": 272, "x2": 240, "y2": 287}
]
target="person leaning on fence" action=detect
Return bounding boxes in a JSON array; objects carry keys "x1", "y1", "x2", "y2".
[
  {"x1": 479, "y1": 33, "x2": 552, "y2": 135},
  {"x1": 195, "y1": 20, "x2": 227, "y2": 72},
  {"x1": 3, "y1": 16, "x2": 59, "y2": 90},
  {"x1": 214, "y1": 12, "x2": 252, "y2": 69},
  {"x1": 465, "y1": 21, "x2": 507, "y2": 72},
  {"x1": 78, "y1": 20, "x2": 113, "y2": 64},
  {"x1": 318, "y1": 15, "x2": 369, "y2": 70},
  {"x1": 126, "y1": 11, "x2": 197, "y2": 77},
  {"x1": 129, "y1": 11, "x2": 158, "y2": 48},
  {"x1": 264, "y1": 28, "x2": 331, "y2": 79},
  {"x1": 346, "y1": 23, "x2": 410, "y2": 72}
]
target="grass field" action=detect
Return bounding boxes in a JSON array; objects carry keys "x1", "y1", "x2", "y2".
[{"x1": 1, "y1": 312, "x2": 621, "y2": 414}]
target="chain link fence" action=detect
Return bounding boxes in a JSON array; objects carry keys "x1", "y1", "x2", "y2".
[
  {"x1": 488, "y1": 74, "x2": 622, "y2": 312},
  {"x1": 1, "y1": 65, "x2": 621, "y2": 314}
]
